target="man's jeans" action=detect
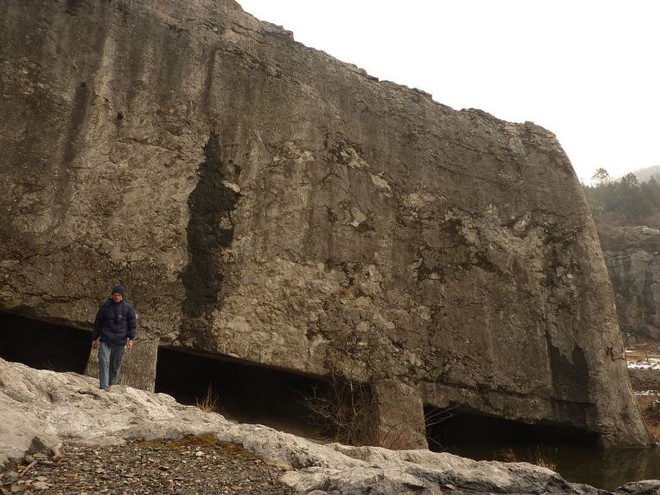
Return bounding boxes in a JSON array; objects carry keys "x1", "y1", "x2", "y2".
[{"x1": 98, "y1": 342, "x2": 125, "y2": 389}]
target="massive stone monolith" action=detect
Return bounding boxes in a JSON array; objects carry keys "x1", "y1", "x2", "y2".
[{"x1": 0, "y1": 0, "x2": 650, "y2": 447}]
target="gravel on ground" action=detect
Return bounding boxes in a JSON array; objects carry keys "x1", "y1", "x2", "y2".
[{"x1": 0, "y1": 434, "x2": 294, "y2": 495}]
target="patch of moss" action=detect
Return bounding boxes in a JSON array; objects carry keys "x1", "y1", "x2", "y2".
[{"x1": 137, "y1": 434, "x2": 256, "y2": 458}]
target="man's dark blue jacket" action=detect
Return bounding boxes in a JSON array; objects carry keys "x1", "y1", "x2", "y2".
[{"x1": 92, "y1": 299, "x2": 137, "y2": 346}]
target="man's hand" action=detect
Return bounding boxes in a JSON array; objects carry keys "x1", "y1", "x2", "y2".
[
  {"x1": 91, "y1": 339, "x2": 98, "y2": 350},
  {"x1": 125, "y1": 339, "x2": 134, "y2": 351}
]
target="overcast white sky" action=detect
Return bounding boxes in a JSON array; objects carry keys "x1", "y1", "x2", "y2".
[{"x1": 237, "y1": 0, "x2": 659, "y2": 184}]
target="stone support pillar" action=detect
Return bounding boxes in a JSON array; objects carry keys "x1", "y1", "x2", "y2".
[
  {"x1": 372, "y1": 379, "x2": 428, "y2": 450},
  {"x1": 85, "y1": 337, "x2": 159, "y2": 392}
]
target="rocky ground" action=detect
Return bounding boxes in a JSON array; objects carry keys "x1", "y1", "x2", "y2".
[
  {"x1": 2, "y1": 358, "x2": 660, "y2": 495},
  {"x1": 0, "y1": 435, "x2": 293, "y2": 495}
]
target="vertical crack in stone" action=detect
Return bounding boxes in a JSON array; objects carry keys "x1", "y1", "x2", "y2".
[
  {"x1": 183, "y1": 133, "x2": 240, "y2": 327},
  {"x1": 51, "y1": 80, "x2": 91, "y2": 229}
]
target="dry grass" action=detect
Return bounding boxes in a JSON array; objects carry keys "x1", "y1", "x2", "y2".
[
  {"x1": 534, "y1": 456, "x2": 558, "y2": 471},
  {"x1": 499, "y1": 447, "x2": 558, "y2": 471},
  {"x1": 648, "y1": 423, "x2": 660, "y2": 443},
  {"x1": 499, "y1": 447, "x2": 517, "y2": 463},
  {"x1": 304, "y1": 375, "x2": 377, "y2": 446},
  {"x1": 628, "y1": 340, "x2": 660, "y2": 444},
  {"x1": 626, "y1": 340, "x2": 660, "y2": 360},
  {"x1": 196, "y1": 385, "x2": 218, "y2": 413},
  {"x1": 636, "y1": 393, "x2": 660, "y2": 444}
]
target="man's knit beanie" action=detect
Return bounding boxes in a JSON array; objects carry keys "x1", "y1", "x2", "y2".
[{"x1": 111, "y1": 285, "x2": 124, "y2": 295}]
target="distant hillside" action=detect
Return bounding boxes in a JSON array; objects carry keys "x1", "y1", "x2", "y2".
[
  {"x1": 583, "y1": 170, "x2": 660, "y2": 245},
  {"x1": 632, "y1": 165, "x2": 660, "y2": 183}
]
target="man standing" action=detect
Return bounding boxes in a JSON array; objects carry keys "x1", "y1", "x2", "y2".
[{"x1": 92, "y1": 285, "x2": 137, "y2": 390}]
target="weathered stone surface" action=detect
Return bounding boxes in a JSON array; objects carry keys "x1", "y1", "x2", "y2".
[
  {"x1": 615, "y1": 480, "x2": 660, "y2": 495},
  {"x1": 0, "y1": 0, "x2": 649, "y2": 447},
  {"x1": 603, "y1": 227, "x2": 660, "y2": 343},
  {"x1": 2, "y1": 360, "x2": 653, "y2": 495}
]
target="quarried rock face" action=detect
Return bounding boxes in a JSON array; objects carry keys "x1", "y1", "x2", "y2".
[
  {"x1": 602, "y1": 226, "x2": 660, "y2": 343},
  {"x1": 0, "y1": 0, "x2": 650, "y2": 447}
]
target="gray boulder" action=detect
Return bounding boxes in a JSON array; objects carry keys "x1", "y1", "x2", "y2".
[{"x1": 2, "y1": 359, "x2": 651, "y2": 495}]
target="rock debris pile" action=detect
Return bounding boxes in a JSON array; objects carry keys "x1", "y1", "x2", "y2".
[{"x1": 1, "y1": 435, "x2": 292, "y2": 495}]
